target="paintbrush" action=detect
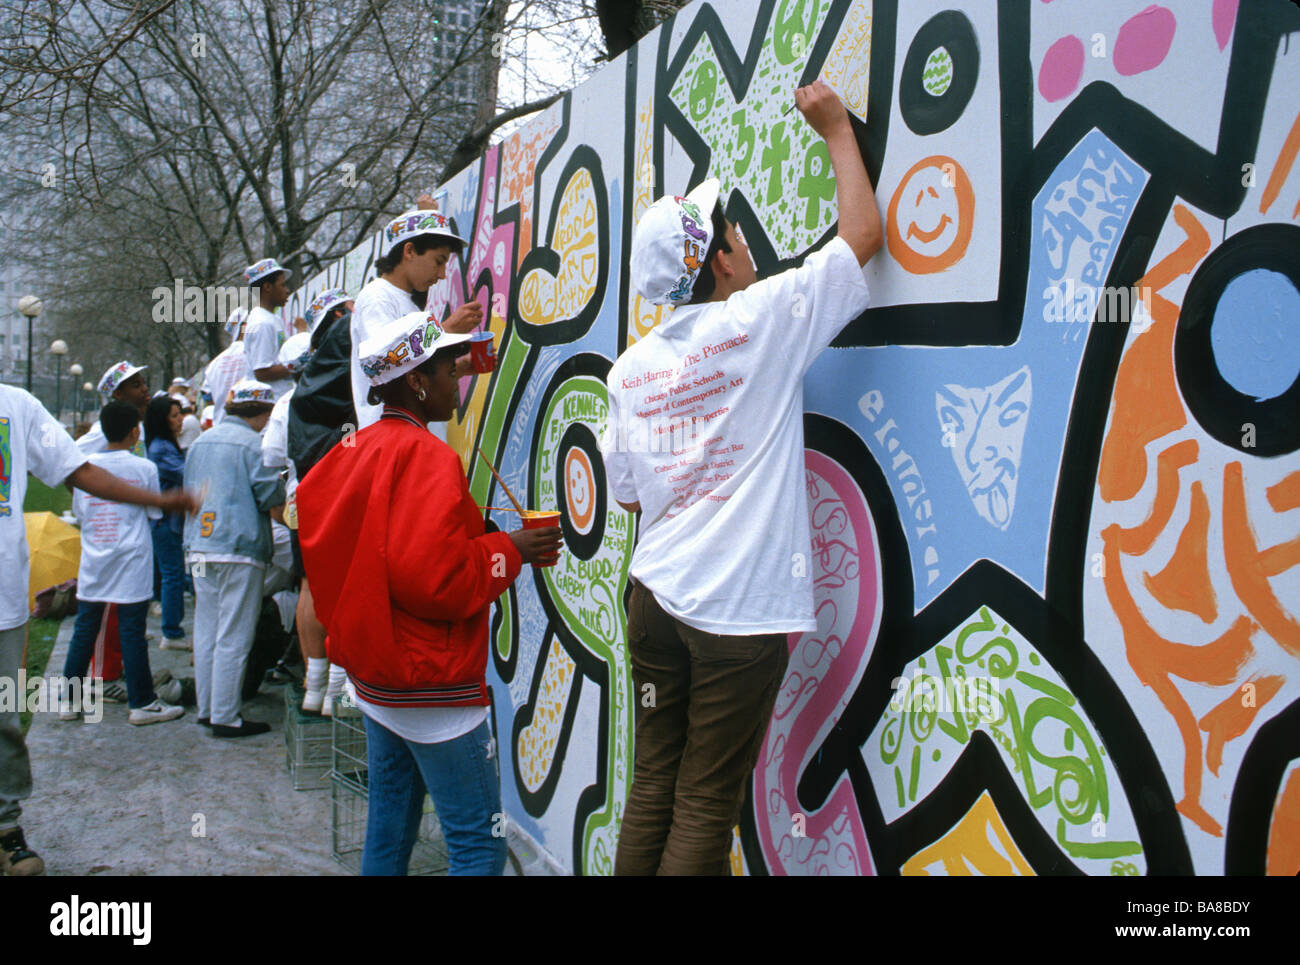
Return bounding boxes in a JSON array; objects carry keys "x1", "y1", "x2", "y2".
[{"x1": 476, "y1": 448, "x2": 527, "y2": 516}]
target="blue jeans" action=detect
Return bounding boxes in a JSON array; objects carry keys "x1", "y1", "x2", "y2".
[
  {"x1": 63, "y1": 600, "x2": 156, "y2": 709},
  {"x1": 361, "y1": 716, "x2": 506, "y2": 876},
  {"x1": 151, "y1": 521, "x2": 186, "y2": 639}
]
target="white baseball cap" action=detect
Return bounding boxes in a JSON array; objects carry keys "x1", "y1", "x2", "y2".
[
  {"x1": 380, "y1": 209, "x2": 466, "y2": 257},
  {"x1": 630, "y1": 178, "x2": 722, "y2": 306},
  {"x1": 243, "y1": 257, "x2": 292, "y2": 285},
  {"x1": 226, "y1": 379, "x2": 276, "y2": 408},
  {"x1": 304, "y1": 286, "x2": 351, "y2": 331},
  {"x1": 99, "y1": 360, "x2": 148, "y2": 397},
  {"x1": 359, "y1": 308, "x2": 474, "y2": 387}
]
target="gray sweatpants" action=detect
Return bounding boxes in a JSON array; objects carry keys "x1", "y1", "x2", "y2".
[
  {"x1": 192, "y1": 562, "x2": 263, "y2": 727},
  {"x1": 0, "y1": 623, "x2": 30, "y2": 829}
]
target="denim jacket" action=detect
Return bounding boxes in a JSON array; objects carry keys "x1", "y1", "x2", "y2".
[
  {"x1": 183, "y1": 416, "x2": 285, "y2": 564},
  {"x1": 147, "y1": 436, "x2": 186, "y2": 536}
]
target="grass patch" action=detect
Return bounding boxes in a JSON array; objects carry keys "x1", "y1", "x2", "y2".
[
  {"x1": 19, "y1": 617, "x2": 62, "y2": 734},
  {"x1": 20, "y1": 475, "x2": 72, "y2": 731},
  {"x1": 23, "y1": 475, "x2": 72, "y2": 516}
]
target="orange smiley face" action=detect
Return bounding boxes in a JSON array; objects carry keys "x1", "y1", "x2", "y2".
[
  {"x1": 564, "y1": 447, "x2": 595, "y2": 534},
  {"x1": 886, "y1": 155, "x2": 975, "y2": 274}
]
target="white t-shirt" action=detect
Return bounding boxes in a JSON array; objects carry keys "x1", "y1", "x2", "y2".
[
  {"x1": 261, "y1": 390, "x2": 296, "y2": 498},
  {"x1": 0, "y1": 386, "x2": 88, "y2": 629},
  {"x1": 178, "y1": 413, "x2": 201, "y2": 450},
  {"x1": 77, "y1": 418, "x2": 147, "y2": 457},
  {"x1": 278, "y1": 331, "x2": 311, "y2": 364},
  {"x1": 244, "y1": 306, "x2": 293, "y2": 399},
  {"x1": 601, "y1": 236, "x2": 871, "y2": 635},
  {"x1": 350, "y1": 277, "x2": 420, "y2": 430},
  {"x1": 73, "y1": 449, "x2": 162, "y2": 603},
  {"x1": 76, "y1": 419, "x2": 107, "y2": 455},
  {"x1": 356, "y1": 696, "x2": 486, "y2": 745},
  {"x1": 204, "y1": 341, "x2": 249, "y2": 424}
]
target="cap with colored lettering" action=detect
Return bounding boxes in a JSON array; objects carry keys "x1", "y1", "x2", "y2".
[
  {"x1": 226, "y1": 379, "x2": 276, "y2": 408},
  {"x1": 98, "y1": 360, "x2": 148, "y2": 398},
  {"x1": 243, "y1": 257, "x2": 292, "y2": 285},
  {"x1": 630, "y1": 178, "x2": 721, "y2": 306},
  {"x1": 381, "y1": 209, "x2": 466, "y2": 258},
  {"x1": 359, "y1": 307, "x2": 473, "y2": 387}
]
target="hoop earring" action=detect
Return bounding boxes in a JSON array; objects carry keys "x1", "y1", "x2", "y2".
[{"x1": 418, "y1": 389, "x2": 427, "y2": 402}]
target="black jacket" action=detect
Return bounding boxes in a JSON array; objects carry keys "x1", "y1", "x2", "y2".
[{"x1": 289, "y1": 309, "x2": 356, "y2": 481}]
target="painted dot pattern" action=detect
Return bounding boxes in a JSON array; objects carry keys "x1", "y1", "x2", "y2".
[{"x1": 668, "y1": 2, "x2": 838, "y2": 258}]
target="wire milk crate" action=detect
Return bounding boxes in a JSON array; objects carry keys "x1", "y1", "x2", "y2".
[
  {"x1": 327, "y1": 692, "x2": 449, "y2": 875},
  {"x1": 283, "y1": 683, "x2": 332, "y2": 790},
  {"x1": 329, "y1": 691, "x2": 367, "y2": 786}
]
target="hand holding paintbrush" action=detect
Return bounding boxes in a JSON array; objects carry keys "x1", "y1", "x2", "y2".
[{"x1": 477, "y1": 448, "x2": 564, "y2": 566}]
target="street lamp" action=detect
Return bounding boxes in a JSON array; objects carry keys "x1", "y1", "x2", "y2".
[
  {"x1": 69, "y1": 363, "x2": 83, "y2": 424},
  {"x1": 17, "y1": 295, "x2": 41, "y2": 392},
  {"x1": 81, "y1": 382, "x2": 93, "y2": 423},
  {"x1": 50, "y1": 339, "x2": 68, "y2": 422}
]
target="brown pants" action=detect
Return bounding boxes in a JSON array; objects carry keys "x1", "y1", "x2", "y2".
[{"x1": 614, "y1": 584, "x2": 789, "y2": 875}]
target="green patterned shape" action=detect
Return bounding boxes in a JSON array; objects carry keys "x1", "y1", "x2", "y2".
[
  {"x1": 869, "y1": 605, "x2": 1145, "y2": 874},
  {"x1": 667, "y1": 2, "x2": 836, "y2": 259},
  {"x1": 923, "y1": 46, "x2": 953, "y2": 96},
  {"x1": 532, "y1": 376, "x2": 635, "y2": 875}
]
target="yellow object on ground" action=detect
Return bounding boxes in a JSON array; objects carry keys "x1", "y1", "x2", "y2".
[{"x1": 24, "y1": 511, "x2": 81, "y2": 610}]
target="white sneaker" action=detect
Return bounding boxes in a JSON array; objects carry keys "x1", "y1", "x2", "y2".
[
  {"x1": 128, "y1": 700, "x2": 185, "y2": 726},
  {"x1": 301, "y1": 689, "x2": 324, "y2": 714},
  {"x1": 57, "y1": 697, "x2": 80, "y2": 721},
  {"x1": 159, "y1": 637, "x2": 192, "y2": 651}
]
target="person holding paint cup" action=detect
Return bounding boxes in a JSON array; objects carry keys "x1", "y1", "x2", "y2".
[
  {"x1": 468, "y1": 330, "x2": 496, "y2": 373},
  {"x1": 297, "y1": 307, "x2": 561, "y2": 875}
]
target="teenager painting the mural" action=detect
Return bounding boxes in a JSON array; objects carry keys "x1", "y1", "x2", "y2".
[
  {"x1": 349, "y1": 205, "x2": 483, "y2": 435},
  {"x1": 601, "y1": 79, "x2": 884, "y2": 875}
]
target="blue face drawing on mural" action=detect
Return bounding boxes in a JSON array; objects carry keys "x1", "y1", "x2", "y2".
[{"x1": 936, "y1": 366, "x2": 1031, "y2": 530}]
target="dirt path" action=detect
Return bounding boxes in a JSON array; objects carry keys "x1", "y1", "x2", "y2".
[
  {"x1": 23, "y1": 601, "x2": 343, "y2": 875},
  {"x1": 21, "y1": 596, "x2": 560, "y2": 875}
]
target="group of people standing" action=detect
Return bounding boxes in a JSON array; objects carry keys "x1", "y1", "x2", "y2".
[{"x1": 3, "y1": 79, "x2": 883, "y2": 878}]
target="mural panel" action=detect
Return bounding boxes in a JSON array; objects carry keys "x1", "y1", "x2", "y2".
[{"x1": 296, "y1": 0, "x2": 1300, "y2": 875}]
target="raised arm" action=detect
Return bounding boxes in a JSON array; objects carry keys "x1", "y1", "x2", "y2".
[
  {"x1": 796, "y1": 79, "x2": 882, "y2": 266},
  {"x1": 66, "y1": 462, "x2": 198, "y2": 515}
]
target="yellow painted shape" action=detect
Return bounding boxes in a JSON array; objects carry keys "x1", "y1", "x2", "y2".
[
  {"x1": 517, "y1": 638, "x2": 578, "y2": 793},
  {"x1": 518, "y1": 167, "x2": 600, "y2": 327},
  {"x1": 901, "y1": 791, "x2": 1035, "y2": 876}
]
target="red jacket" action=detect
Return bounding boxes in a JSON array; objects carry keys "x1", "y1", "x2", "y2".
[{"x1": 297, "y1": 406, "x2": 521, "y2": 707}]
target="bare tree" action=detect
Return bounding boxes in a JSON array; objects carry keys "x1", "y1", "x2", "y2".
[
  {"x1": 594, "y1": 0, "x2": 688, "y2": 60},
  {"x1": 4, "y1": 0, "x2": 590, "y2": 384},
  {"x1": 0, "y1": 0, "x2": 179, "y2": 115}
]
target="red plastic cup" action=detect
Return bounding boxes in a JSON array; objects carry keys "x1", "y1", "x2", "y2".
[
  {"x1": 469, "y1": 331, "x2": 496, "y2": 373},
  {"x1": 521, "y1": 510, "x2": 561, "y2": 567}
]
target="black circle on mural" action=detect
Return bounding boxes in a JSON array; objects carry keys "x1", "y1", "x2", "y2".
[
  {"x1": 1174, "y1": 223, "x2": 1300, "y2": 458},
  {"x1": 528, "y1": 352, "x2": 616, "y2": 627},
  {"x1": 555, "y1": 421, "x2": 607, "y2": 560},
  {"x1": 898, "y1": 11, "x2": 979, "y2": 137}
]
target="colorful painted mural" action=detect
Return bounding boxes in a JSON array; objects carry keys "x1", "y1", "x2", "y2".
[{"x1": 291, "y1": 0, "x2": 1300, "y2": 875}]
